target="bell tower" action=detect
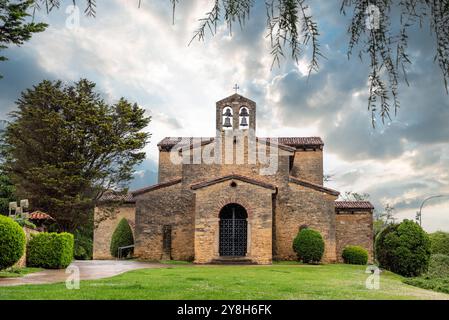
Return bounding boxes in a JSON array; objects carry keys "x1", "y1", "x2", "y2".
[{"x1": 215, "y1": 93, "x2": 256, "y2": 133}]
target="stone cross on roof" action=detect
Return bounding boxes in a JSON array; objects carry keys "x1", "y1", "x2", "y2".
[{"x1": 233, "y1": 84, "x2": 240, "y2": 93}]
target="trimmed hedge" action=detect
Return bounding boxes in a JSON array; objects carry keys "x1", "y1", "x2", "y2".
[
  {"x1": 375, "y1": 220, "x2": 431, "y2": 277},
  {"x1": 0, "y1": 215, "x2": 26, "y2": 270},
  {"x1": 27, "y1": 232, "x2": 74, "y2": 269},
  {"x1": 110, "y1": 218, "x2": 134, "y2": 258},
  {"x1": 429, "y1": 231, "x2": 449, "y2": 256},
  {"x1": 292, "y1": 228, "x2": 324, "y2": 264},
  {"x1": 342, "y1": 245, "x2": 369, "y2": 265}
]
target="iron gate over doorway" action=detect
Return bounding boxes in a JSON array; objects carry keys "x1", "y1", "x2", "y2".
[{"x1": 219, "y1": 203, "x2": 248, "y2": 256}]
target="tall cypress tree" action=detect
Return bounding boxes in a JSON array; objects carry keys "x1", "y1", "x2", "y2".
[{"x1": 1, "y1": 79, "x2": 151, "y2": 230}]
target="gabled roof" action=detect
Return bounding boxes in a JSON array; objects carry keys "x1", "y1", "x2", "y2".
[
  {"x1": 191, "y1": 174, "x2": 277, "y2": 191},
  {"x1": 158, "y1": 136, "x2": 320, "y2": 151},
  {"x1": 288, "y1": 176, "x2": 340, "y2": 196},
  {"x1": 271, "y1": 137, "x2": 323, "y2": 148},
  {"x1": 335, "y1": 201, "x2": 374, "y2": 211},
  {"x1": 98, "y1": 190, "x2": 135, "y2": 203},
  {"x1": 216, "y1": 93, "x2": 256, "y2": 105},
  {"x1": 132, "y1": 177, "x2": 182, "y2": 197}
]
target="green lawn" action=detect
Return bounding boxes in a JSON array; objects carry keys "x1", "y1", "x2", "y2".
[
  {"x1": 0, "y1": 267, "x2": 43, "y2": 279},
  {"x1": 1, "y1": 264, "x2": 448, "y2": 300}
]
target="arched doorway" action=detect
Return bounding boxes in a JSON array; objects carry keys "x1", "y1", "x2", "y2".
[{"x1": 219, "y1": 203, "x2": 248, "y2": 256}]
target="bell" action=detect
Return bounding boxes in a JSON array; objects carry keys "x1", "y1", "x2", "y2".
[
  {"x1": 240, "y1": 116, "x2": 248, "y2": 127},
  {"x1": 223, "y1": 117, "x2": 232, "y2": 128},
  {"x1": 223, "y1": 108, "x2": 232, "y2": 117},
  {"x1": 239, "y1": 108, "x2": 249, "y2": 117}
]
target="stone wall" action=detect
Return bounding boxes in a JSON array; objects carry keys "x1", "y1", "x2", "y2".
[
  {"x1": 93, "y1": 204, "x2": 136, "y2": 259},
  {"x1": 14, "y1": 227, "x2": 39, "y2": 268},
  {"x1": 158, "y1": 150, "x2": 182, "y2": 183},
  {"x1": 290, "y1": 149, "x2": 323, "y2": 185},
  {"x1": 134, "y1": 183, "x2": 195, "y2": 261},
  {"x1": 192, "y1": 179, "x2": 275, "y2": 264},
  {"x1": 274, "y1": 183, "x2": 337, "y2": 263},
  {"x1": 335, "y1": 211, "x2": 374, "y2": 262}
]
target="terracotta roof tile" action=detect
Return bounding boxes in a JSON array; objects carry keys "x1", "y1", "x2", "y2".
[
  {"x1": 29, "y1": 211, "x2": 55, "y2": 221},
  {"x1": 98, "y1": 190, "x2": 135, "y2": 203},
  {"x1": 335, "y1": 201, "x2": 374, "y2": 211},
  {"x1": 157, "y1": 136, "x2": 322, "y2": 150}
]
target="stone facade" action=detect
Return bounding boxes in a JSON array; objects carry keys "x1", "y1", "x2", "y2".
[
  {"x1": 93, "y1": 204, "x2": 136, "y2": 259},
  {"x1": 335, "y1": 209, "x2": 374, "y2": 262},
  {"x1": 93, "y1": 93, "x2": 374, "y2": 264}
]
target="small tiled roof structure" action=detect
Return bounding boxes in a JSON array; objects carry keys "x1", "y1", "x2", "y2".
[
  {"x1": 157, "y1": 136, "x2": 323, "y2": 151},
  {"x1": 97, "y1": 190, "x2": 135, "y2": 203},
  {"x1": 28, "y1": 211, "x2": 55, "y2": 221},
  {"x1": 335, "y1": 201, "x2": 374, "y2": 213}
]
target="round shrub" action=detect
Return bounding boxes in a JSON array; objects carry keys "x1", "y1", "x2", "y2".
[
  {"x1": 429, "y1": 231, "x2": 449, "y2": 256},
  {"x1": 375, "y1": 219, "x2": 431, "y2": 277},
  {"x1": 0, "y1": 215, "x2": 26, "y2": 270},
  {"x1": 292, "y1": 228, "x2": 324, "y2": 264},
  {"x1": 342, "y1": 246, "x2": 368, "y2": 265},
  {"x1": 426, "y1": 254, "x2": 449, "y2": 278},
  {"x1": 110, "y1": 218, "x2": 134, "y2": 258},
  {"x1": 27, "y1": 232, "x2": 74, "y2": 269}
]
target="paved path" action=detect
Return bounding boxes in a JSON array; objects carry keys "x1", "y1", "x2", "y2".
[{"x1": 0, "y1": 260, "x2": 166, "y2": 287}]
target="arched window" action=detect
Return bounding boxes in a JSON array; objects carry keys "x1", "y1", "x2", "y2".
[
  {"x1": 222, "y1": 106, "x2": 233, "y2": 130},
  {"x1": 239, "y1": 107, "x2": 249, "y2": 130}
]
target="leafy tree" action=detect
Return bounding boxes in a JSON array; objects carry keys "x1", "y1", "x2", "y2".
[
  {"x1": 373, "y1": 203, "x2": 396, "y2": 238},
  {"x1": 0, "y1": 170, "x2": 15, "y2": 215},
  {"x1": 340, "y1": 191, "x2": 370, "y2": 201},
  {"x1": 28, "y1": 0, "x2": 449, "y2": 125},
  {"x1": 1, "y1": 79, "x2": 151, "y2": 230},
  {"x1": 429, "y1": 231, "x2": 449, "y2": 255},
  {"x1": 0, "y1": 0, "x2": 47, "y2": 78},
  {"x1": 375, "y1": 219, "x2": 431, "y2": 277}
]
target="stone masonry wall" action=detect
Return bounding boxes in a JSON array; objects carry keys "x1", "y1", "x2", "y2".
[
  {"x1": 134, "y1": 183, "x2": 195, "y2": 261},
  {"x1": 335, "y1": 211, "x2": 374, "y2": 262},
  {"x1": 290, "y1": 150, "x2": 323, "y2": 185},
  {"x1": 274, "y1": 183, "x2": 337, "y2": 263},
  {"x1": 193, "y1": 180, "x2": 275, "y2": 264},
  {"x1": 158, "y1": 150, "x2": 182, "y2": 183},
  {"x1": 93, "y1": 204, "x2": 136, "y2": 259}
]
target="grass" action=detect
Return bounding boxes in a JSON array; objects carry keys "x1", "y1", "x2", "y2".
[
  {"x1": 1, "y1": 264, "x2": 448, "y2": 300},
  {"x1": 0, "y1": 267, "x2": 43, "y2": 278},
  {"x1": 404, "y1": 277, "x2": 449, "y2": 295}
]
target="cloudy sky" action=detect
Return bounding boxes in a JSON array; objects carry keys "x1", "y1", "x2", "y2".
[{"x1": 0, "y1": 0, "x2": 448, "y2": 232}]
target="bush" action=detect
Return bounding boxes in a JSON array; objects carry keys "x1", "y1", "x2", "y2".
[
  {"x1": 426, "y1": 254, "x2": 449, "y2": 278},
  {"x1": 110, "y1": 218, "x2": 134, "y2": 258},
  {"x1": 0, "y1": 215, "x2": 26, "y2": 270},
  {"x1": 429, "y1": 231, "x2": 449, "y2": 256},
  {"x1": 74, "y1": 229, "x2": 93, "y2": 260},
  {"x1": 375, "y1": 220, "x2": 431, "y2": 277},
  {"x1": 27, "y1": 232, "x2": 74, "y2": 269},
  {"x1": 292, "y1": 228, "x2": 324, "y2": 264},
  {"x1": 342, "y1": 246, "x2": 369, "y2": 265}
]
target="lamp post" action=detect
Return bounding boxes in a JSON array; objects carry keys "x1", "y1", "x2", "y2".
[{"x1": 416, "y1": 195, "x2": 449, "y2": 227}]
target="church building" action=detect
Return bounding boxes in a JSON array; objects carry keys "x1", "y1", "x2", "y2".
[{"x1": 93, "y1": 93, "x2": 374, "y2": 264}]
